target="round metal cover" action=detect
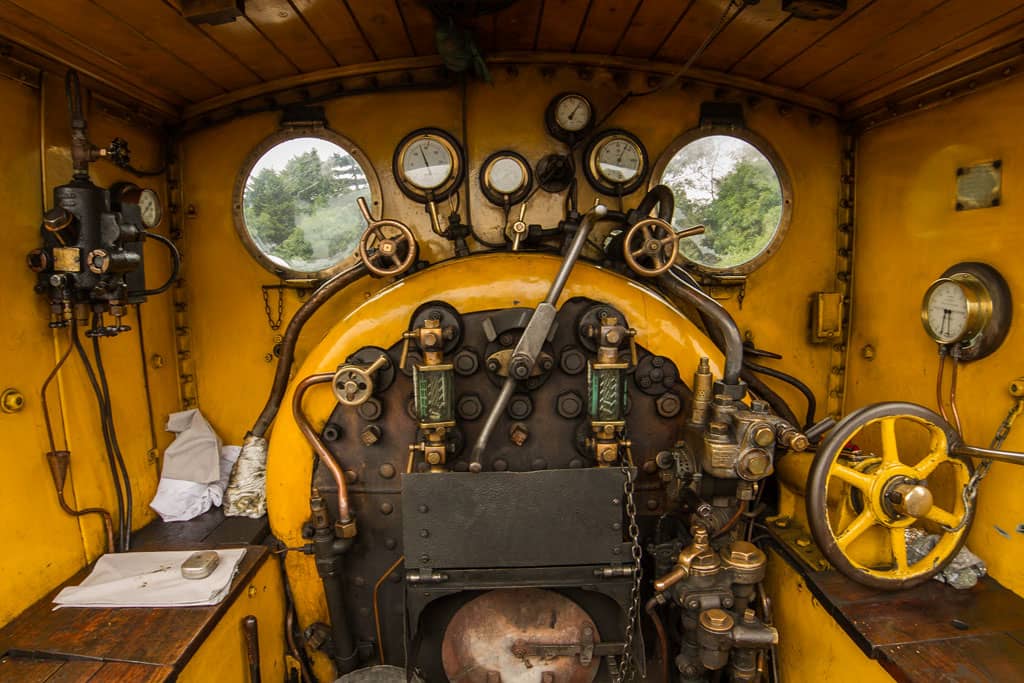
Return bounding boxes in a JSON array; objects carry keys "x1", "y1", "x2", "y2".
[
  {"x1": 442, "y1": 589, "x2": 601, "y2": 683},
  {"x1": 336, "y1": 665, "x2": 423, "y2": 682}
]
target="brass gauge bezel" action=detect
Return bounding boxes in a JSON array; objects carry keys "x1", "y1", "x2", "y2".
[
  {"x1": 479, "y1": 150, "x2": 533, "y2": 207},
  {"x1": 393, "y1": 127, "x2": 465, "y2": 204},
  {"x1": 583, "y1": 129, "x2": 649, "y2": 196},
  {"x1": 920, "y1": 262, "x2": 1011, "y2": 360},
  {"x1": 544, "y1": 92, "x2": 594, "y2": 143}
]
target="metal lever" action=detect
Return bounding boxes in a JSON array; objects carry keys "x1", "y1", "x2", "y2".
[
  {"x1": 469, "y1": 204, "x2": 609, "y2": 470},
  {"x1": 511, "y1": 202, "x2": 528, "y2": 251}
]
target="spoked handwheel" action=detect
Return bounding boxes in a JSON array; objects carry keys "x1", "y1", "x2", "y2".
[
  {"x1": 356, "y1": 196, "x2": 418, "y2": 277},
  {"x1": 807, "y1": 402, "x2": 974, "y2": 590},
  {"x1": 623, "y1": 218, "x2": 705, "y2": 277}
]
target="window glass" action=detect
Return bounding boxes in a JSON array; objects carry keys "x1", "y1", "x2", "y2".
[
  {"x1": 242, "y1": 137, "x2": 370, "y2": 275},
  {"x1": 660, "y1": 135, "x2": 784, "y2": 270}
]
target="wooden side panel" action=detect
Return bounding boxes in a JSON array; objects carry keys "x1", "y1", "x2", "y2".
[
  {"x1": 767, "y1": 0, "x2": 947, "y2": 90},
  {"x1": 200, "y1": 17, "x2": 298, "y2": 82},
  {"x1": 493, "y1": 0, "x2": 545, "y2": 52},
  {"x1": 729, "y1": 0, "x2": 874, "y2": 81},
  {"x1": 346, "y1": 0, "x2": 415, "y2": 61},
  {"x1": 615, "y1": 0, "x2": 693, "y2": 59},
  {"x1": 536, "y1": 0, "x2": 591, "y2": 51},
  {"x1": 89, "y1": 0, "x2": 260, "y2": 91},
  {"x1": 244, "y1": 0, "x2": 337, "y2": 71},
  {"x1": 292, "y1": 0, "x2": 376, "y2": 65},
  {"x1": 575, "y1": 0, "x2": 642, "y2": 54}
]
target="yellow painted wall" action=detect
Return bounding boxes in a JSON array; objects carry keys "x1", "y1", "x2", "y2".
[
  {"x1": 180, "y1": 65, "x2": 841, "y2": 446},
  {"x1": 851, "y1": 77, "x2": 1024, "y2": 596},
  {"x1": 0, "y1": 73, "x2": 179, "y2": 627}
]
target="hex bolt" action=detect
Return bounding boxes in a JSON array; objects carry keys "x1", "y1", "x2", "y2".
[
  {"x1": 656, "y1": 393, "x2": 681, "y2": 418},
  {"x1": 357, "y1": 398, "x2": 383, "y2": 421},
  {"x1": 560, "y1": 347, "x2": 586, "y2": 375},
  {"x1": 453, "y1": 349, "x2": 479, "y2": 376},
  {"x1": 507, "y1": 394, "x2": 533, "y2": 420},
  {"x1": 379, "y1": 463, "x2": 396, "y2": 479},
  {"x1": 457, "y1": 393, "x2": 483, "y2": 420},
  {"x1": 556, "y1": 391, "x2": 583, "y2": 419},
  {"x1": 321, "y1": 423, "x2": 343, "y2": 442},
  {"x1": 509, "y1": 422, "x2": 530, "y2": 447},
  {"x1": 360, "y1": 424, "x2": 382, "y2": 446}
]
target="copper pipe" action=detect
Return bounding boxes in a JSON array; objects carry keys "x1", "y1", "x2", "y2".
[
  {"x1": 936, "y1": 352, "x2": 951, "y2": 424},
  {"x1": 57, "y1": 490, "x2": 115, "y2": 554},
  {"x1": 645, "y1": 597, "x2": 669, "y2": 683},
  {"x1": 950, "y1": 356, "x2": 964, "y2": 437},
  {"x1": 292, "y1": 373, "x2": 353, "y2": 526},
  {"x1": 42, "y1": 329, "x2": 76, "y2": 453},
  {"x1": 713, "y1": 500, "x2": 748, "y2": 539},
  {"x1": 373, "y1": 555, "x2": 405, "y2": 663}
]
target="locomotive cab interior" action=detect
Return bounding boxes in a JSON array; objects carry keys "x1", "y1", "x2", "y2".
[{"x1": 2, "y1": 1, "x2": 1024, "y2": 681}]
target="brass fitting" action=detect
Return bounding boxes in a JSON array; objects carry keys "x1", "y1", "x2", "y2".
[
  {"x1": 654, "y1": 526, "x2": 720, "y2": 591},
  {"x1": 721, "y1": 541, "x2": 767, "y2": 584},
  {"x1": 1, "y1": 388, "x2": 25, "y2": 413}
]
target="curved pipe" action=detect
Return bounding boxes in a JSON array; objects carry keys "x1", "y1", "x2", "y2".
[
  {"x1": 744, "y1": 360, "x2": 817, "y2": 430},
  {"x1": 253, "y1": 261, "x2": 367, "y2": 437},
  {"x1": 632, "y1": 184, "x2": 675, "y2": 222},
  {"x1": 658, "y1": 266, "x2": 744, "y2": 385},
  {"x1": 292, "y1": 373, "x2": 354, "y2": 526},
  {"x1": 645, "y1": 597, "x2": 670, "y2": 683}
]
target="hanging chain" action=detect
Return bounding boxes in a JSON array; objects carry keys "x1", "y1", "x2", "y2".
[
  {"x1": 618, "y1": 444, "x2": 643, "y2": 682},
  {"x1": 944, "y1": 399, "x2": 1022, "y2": 532},
  {"x1": 262, "y1": 286, "x2": 284, "y2": 331}
]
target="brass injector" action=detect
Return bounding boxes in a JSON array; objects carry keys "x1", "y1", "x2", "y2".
[{"x1": 402, "y1": 317, "x2": 457, "y2": 471}]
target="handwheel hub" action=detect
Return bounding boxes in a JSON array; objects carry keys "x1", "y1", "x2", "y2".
[
  {"x1": 645, "y1": 239, "x2": 661, "y2": 253},
  {"x1": 379, "y1": 240, "x2": 396, "y2": 255},
  {"x1": 885, "y1": 480, "x2": 934, "y2": 518}
]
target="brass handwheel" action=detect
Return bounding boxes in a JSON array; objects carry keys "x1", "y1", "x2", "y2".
[
  {"x1": 356, "y1": 197, "x2": 418, "y2": 278},
  {"x1": 623, "y1": 218, "x2": 704, "y2": 277},
  {"x1": 807, "y1": 402, "x2": 973, "y2": 590}
]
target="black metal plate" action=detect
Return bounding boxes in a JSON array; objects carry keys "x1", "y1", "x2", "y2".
[{"x1": 401, "y1": 468, "x2": 630, "y2": 569}]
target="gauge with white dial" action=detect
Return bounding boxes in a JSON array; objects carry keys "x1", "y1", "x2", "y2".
[
  {"x1": 584, "y1": 130, "x2": 648, "y2": 195},
  {"x1": 116, "y1": 183, "x2": 163, "y2": 229},
  {"x1": 480, "y1": 151, "x2": 533, "y2": 206},
  {"x1": 922, "y1": 278, "x2": 974, "y2": 343},
  {"x1": 546, "y1": 92, "x2": 594, "y2": 141},
  {"x1": 393, "y1": 128, "x2": 464, "y2": 202}
]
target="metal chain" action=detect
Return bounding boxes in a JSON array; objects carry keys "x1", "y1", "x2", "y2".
[
  {"x1": 944, "y1": 399, "x2": 1022, "y2": 532},
  {"x1": 262, "y1": 286, "x2": 284, "y2": 331},
  {"x1": 618, "y1": 445, "x2": 643, "y2": 683}
]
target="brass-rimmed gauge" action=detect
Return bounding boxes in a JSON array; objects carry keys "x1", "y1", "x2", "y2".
[
  {"x1": 921, "y1": 262, "x2": 1011, "y2": 360},
  {"x1": 114, "y1": 183, "x2": 163, "y2": 228},
  {"x1": 545, "y1": 92, "x2": 594, "y2": 143},
  {"x1": 584, "y1": 129, "x2": 648, "y2": 195},
  {"x1": 479, "y1": 151, "x2": 533, "y2": 206},
  {"x1": 393, "y1": 128, "x2": 465, "y2": 203}
]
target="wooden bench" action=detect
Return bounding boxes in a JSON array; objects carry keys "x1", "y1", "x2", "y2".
[{"x1": 769, "y1": 528, "x2": 1024, "y2": 682}]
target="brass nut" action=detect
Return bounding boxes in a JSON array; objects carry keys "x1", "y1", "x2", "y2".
[
  {"x1": 1, "y1": 389, "x2": 25, "y2": 413},
  {"x1": 722, "y1": 541, "x2": 767, "y2": 571},
  {"x1": 700, "y1": 608, "x2": 734, "y2": 633},
  {"x1": 752, "y1": 425, "x2": 776, "y2": 447}
]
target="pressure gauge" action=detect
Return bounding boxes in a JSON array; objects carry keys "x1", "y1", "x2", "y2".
[
  {"x1": 920, "y1": 262, "x2": 1011, "y2": 360},
  {"x1": 584, "y1": 130, "x2": 648, "y2": 195},
  {"x1": 545, "y1": 92, "x2": 594, "y2": 142},
  {"x1": 479, "y1": 151, "x2": 533, "y2": 206},
  {"x1": 115, "y1": 184, "x2": 163, "y2": 228},
  {"x1": 393, "y1": 128, "x2": 464, "y2": 202}
]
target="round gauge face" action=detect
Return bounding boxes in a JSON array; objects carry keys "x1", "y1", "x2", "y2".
[
  {"x1": 138, "y1": 188, "x2": 162, "y2": 228},
  {"x1": 401, "y1": 136, "x2": 455, "y2": 191},
  {"x1": 554, "y1": 94, "x2": 592, "y2": 133},
  {"x1": 924, "y1": 279, "x2": 971, "y2": 343},
  {"x1": 486, "y1": 156, "x2": 527, "y2": 195},
  {"x1": 595, "y1": 136, "x2": 643, "y2": 184}
]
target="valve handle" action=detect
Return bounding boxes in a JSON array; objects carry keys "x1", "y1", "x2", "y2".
[
  {"x1": 356, "y1": 196, "x2": 418, "y2": 278},
  {"x1": 332, "y1": 354, "x2": 389, "y2": 407},
  {"x1": 806, "y1": 402, "x2": 974, "y2": 590},
  {"x1": 623, "y1": 218, "x2": 705, "y2": 277}
]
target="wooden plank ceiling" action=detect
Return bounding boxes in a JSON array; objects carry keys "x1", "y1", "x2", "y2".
[{"x1": 0, "y1": 0, "x2": 1021, "y2": 118}]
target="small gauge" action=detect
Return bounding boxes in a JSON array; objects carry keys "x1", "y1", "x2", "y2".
[
  {"x1": 545, "y1": 92, "x2": 594, "y2": 142},
  {"x1": 583, "y1": 130, "x2": 648, "y2": 195},
  {"x1": 920, "y1": 262, "x2": 1011, "y2": 360},
  {"x1": 393, "y1": 128, "x2": 464, "y2": 202},
  {"x1": 479, "y1": 151, "x2": 533, "y2": 206},
  {"x1": 115, "y1": 183, "x2": 163, "y2": 228}
]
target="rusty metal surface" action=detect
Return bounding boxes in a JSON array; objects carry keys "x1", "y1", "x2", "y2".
[{"x1": 441, "y1": 589, "x2": 601, "y2": 683}]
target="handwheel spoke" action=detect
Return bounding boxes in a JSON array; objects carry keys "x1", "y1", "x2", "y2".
[
  {"x1": 879, "y1": 417, "x2": 900, "y2": 466},
  {"x1": 913, "y1": 450, "x2": 947, "y2": 478},
  {"x1": 631, "y1": 247, "x2": 647, "y2": 259},
  {"x1": 836, "y1": 511, "x2": 876, "y2": 551},
  {"x1": 386, "y1": 252, "x2": 399, "y2": 266},
  {"x1": 641, "y1": 224, "x2": 653, "y2": 241},
  {"x1": 831, "y1": 463, "x2": 875, "y2": 492},
  {"x1": 659, "y1": 235, "x2": 677, "y2": 246},
  {"x1": 890, "y1": 527, "x2": 909, "y2": 570},
  {"x1": 924, "y1": 505, "x2": 961, "y2": 528}
]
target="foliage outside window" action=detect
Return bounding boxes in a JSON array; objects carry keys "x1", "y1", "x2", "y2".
[
  {"x1": 660, "y1": 134, "x2": 786, "y2": 271},
  {"x1": 240, "y1": 136, "x2": 372, "y2": 275}
]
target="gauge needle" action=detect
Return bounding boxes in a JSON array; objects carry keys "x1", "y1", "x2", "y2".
[
  {"x1": 616, "y1": 144, "x2": 626, "y2": 165},
  {"x1": 420, "y1": 147, "x2": 432, "y2": 177},
  {"x1": 568, "y1": 103, "x2": 581, "y2": 121},
  {"x1": 941, "y1": 309, "x2": 951, "y2": 335}
]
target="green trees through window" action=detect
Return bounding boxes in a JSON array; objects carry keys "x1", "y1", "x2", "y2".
[
  {"x1": 660, "y1": 135, "x2": 784, "y2": 270},
  {"x1": 242, "y1": 137, "x2": 370, "y2": 274}
]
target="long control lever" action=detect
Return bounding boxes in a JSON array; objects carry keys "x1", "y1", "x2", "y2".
[{"x1": 468, "y1": 204, "x2": 609, "y2": 471}]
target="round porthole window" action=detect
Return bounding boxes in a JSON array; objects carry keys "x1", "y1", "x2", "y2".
[
  {"x1": 234, "y1": 130, "x2": 379, "y2": 278},
  {"x1": 654, "y1": 130, "x2": 791, "y2": 273}
]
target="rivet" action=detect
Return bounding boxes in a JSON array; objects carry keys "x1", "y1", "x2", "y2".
[
  {"x1": 384, "y1": 538, "x2": 397, "y2": 549},
  {"x1": 418, "y1": 504, "x2": 429, "y2": 513},
  {"x1": 380, "y1": 502, "x2": 394, "y2": 515},
  {"x1": 420, "y1": 529, "x2": 430, "y2": 538}
]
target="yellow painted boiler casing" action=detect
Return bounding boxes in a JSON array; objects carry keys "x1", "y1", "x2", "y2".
[{"x1": 266, "y1": 252, "x2": 725, "y2": 680}]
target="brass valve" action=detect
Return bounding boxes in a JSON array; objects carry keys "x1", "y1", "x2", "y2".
[{"x1": 331, "y1": 354, "x2": 389, "y2": 407}]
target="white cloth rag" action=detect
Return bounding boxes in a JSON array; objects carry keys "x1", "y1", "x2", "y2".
[
  {"x1": 162, "y1": 409, "x2": 223, "y2": 483},
  {"x1": 150, "y1": 445, "x2": 240, "y2": 522},
  {"x1": 53, "y1": 548, "x2": 246, "y2": 608}
]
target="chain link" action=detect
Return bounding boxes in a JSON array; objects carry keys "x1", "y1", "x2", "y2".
[
  {"x1": 262, "y1": 286, "x2": 284, "y2": 331},
  {"x1": 618, "y1": 446, "x2": 643, "y2": 682}
]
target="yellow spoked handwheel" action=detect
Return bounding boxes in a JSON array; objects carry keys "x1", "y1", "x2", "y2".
[
  {"x1": 807, "y1": 402, "x2": 974, "y2": 590},
  {"x1": 356, "y1": 196, "x2": 418, "y2": 278}
]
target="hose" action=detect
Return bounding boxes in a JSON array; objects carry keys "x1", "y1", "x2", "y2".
[
  {"x1": 130, "y1": 231, "x2": 180, "y2": 297},
  {"x1": 645, "y1": 596, "x2": 670, "y2": 683},
  {"x1": 251, "y1": 261, "x2": 367, "y2": 437},
  {"x1": 92, "y1": 332, "x2": 133, "y2": 550},
  {"x1": 658, "y1": 266, "x2": 744, "y2": 385},
  {"x1": 713, "y1": 500, "x2": 748, "y2": 538},
  {"x1": 743, "y1": 360, "x2": 817, "y2": 430},
  {"x1": 632, "y1": 184, "x2": 675, "y2": 222}
]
